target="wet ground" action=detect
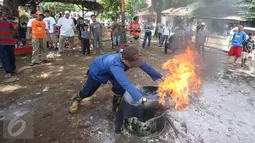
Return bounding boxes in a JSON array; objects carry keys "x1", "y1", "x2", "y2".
[{"x1": 0, "y1": 40, "x2": 255, "y2": 143}]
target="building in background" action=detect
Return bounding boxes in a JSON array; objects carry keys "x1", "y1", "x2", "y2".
[
  {"x1": 138, "y1": 10, "x2": 157, "y2": 24},
  {"x1": 161, "y1": 6, "x2": 192, "y2": 27}
]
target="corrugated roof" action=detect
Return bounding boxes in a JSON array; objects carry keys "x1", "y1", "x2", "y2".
[
  {"x1": 139, "y1": 10, "x2": 156, "y2": 16},
  {"x1": 162, "y1": 6, "x2": 192, "y2": 16}
]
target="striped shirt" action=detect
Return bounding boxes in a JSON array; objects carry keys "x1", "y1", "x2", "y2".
[{"x1": 0, "y1": 17, "x2": 15, "y2": 45}]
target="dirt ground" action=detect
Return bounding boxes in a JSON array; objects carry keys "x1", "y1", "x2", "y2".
[{"x1": 1, "y1": 39, "x2": 255, "y2": 143}]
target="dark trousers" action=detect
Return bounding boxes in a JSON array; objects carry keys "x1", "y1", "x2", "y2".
[
  {"x1": 82, "y1": 39, "x2": 90, "y2": 55},
  {"x1": 158, "y1": 33, "x2": 162, "y2": 43},
  {"x1": 196, "y1": 43, "x2": 205, "y2": 57},
  {"x1": 160, "y1": 35, "x2": 168, "y2": 46},
  {"x1": 0, "y1": 45, "x2": 16, "y2": 74},
  {"x1": 79, "y1": 73, "x2": 125, "y2": 99},
  {"x1": 111, "y1": 36, "x2": 113, "y2": 48},
  {"x1": 142, "y1": 31, "x2": 152, "y2": 48}
]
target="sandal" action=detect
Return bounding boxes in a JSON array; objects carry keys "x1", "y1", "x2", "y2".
[
  {"x1": 5, "y1": 73, "x2": 12, "y2": 78},
  {"x1": 12, "y1": 70, "x2": 18, "y2": 74},
  {"x1": 42, "y1": 59, "x2": 50, "y2": 63}
]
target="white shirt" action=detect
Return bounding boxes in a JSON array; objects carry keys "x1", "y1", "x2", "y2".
[
  {"x1": 57, "y1": 17, "x2": 75, "y2": 37},
  {"x1": 27, "y1": 19, "x2": 48, "y2": 30},
  {"x1": 158, "y1": 26, "x2": 163, "y2": 33},
  {"x1": 162, "y1": 26, "x2": 170, "y2": 36},
  {"x1": 197, "y1": 29, "x2": 208, "y2": 44},
  {"x1": 43, "y1": 16, "x2": 56, "y2": 33},
  {"x1": 27, "y1": 18, "x2": 35, "y2": 27}
]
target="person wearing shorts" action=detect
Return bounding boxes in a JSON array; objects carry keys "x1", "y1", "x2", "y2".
[
  {"x1": 241, "y1": 33, "x2": 254, "y2": 67},
  {"x1": 228, "y1": 24, "x2": 246, "y2": 65}
]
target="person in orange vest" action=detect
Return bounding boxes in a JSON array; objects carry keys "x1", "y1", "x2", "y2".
[{"x1": 128, "y1": 16, "x2": 141, "y2": 51}]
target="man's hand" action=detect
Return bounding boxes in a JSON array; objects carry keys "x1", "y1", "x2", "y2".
[
  {"x1": 156, "y1": 77, "x2": 164, "y2": 84},
  {"x1": 49, "y1": 38, "x2": 53, "y2": 43},
  {"x1": 138, "y1": 97, "x2": 143, "y2": 103},
  {"x1": 139, "y1": 97, "x2": 147, "y2": 104},
  {"x1": 27, "y1": 35, "x2": 32, "y2": 40}
]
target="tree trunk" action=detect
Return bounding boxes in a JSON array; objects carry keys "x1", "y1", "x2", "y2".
[
  {"x1": 151, "y1": 0, "x2": 163, "y2": 37},
  {"x1": 31, "y1": 1, "x2": 37, "y2": 12},
  {"x1": 3, "y1": 0, "x2": 19, "y2": 17}
]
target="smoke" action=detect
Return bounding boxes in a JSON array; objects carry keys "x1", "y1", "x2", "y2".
[{"x1": 192, "y1": 0, "x2": 247, "y2": 18}]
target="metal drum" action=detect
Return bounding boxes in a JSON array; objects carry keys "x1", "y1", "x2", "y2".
[{"x1": 123, "y1": 86, "x2": 168, "y2": 137}]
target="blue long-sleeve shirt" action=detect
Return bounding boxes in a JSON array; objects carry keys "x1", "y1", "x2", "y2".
[{"x1": 89, "y1": 53, "x2": 162, "y2": 101}]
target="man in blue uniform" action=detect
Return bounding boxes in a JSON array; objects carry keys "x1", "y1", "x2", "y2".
[{"x1": 69, "y1": 46, "x2": 162, "y2": 113}]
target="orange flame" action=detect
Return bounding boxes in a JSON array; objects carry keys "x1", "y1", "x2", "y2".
[{"x1": 158, "y1": 47, "x2": 201, "y2": 110}]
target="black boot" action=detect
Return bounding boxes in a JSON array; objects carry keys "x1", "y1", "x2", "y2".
[{"x1": 112, "y1": 95, "x2": 122, "y2": 113}]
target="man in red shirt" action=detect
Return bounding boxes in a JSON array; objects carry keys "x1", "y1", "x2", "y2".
[{"x1": 0, "y1": 5, "x2": 17, "y2": 78}]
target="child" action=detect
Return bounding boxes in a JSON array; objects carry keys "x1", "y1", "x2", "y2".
[
  {"x1": 81, "y1": 24, "x2": 90, "y2": 55},
  {"x1": 76, "y1": 17, "x2": 85, "y2": 49},
  {"x1": 19, "y1": 22, "x2": 27, "y2": 46},
  {"x1": 112, "y1": 22, "x2": 121, "y2": 50},
  {"x1": 241, "y1": 33, "x2": 254, "y2": 67}
]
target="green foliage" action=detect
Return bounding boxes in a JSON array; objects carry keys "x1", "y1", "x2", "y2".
[
  {"x1": 20, "y1": 15, "x2": 29, "y2": 23},
  {"x1": 19, "y1": 10, "x2": 29, "y2": 23},
  {"x1": 100, "y1": 0, "x2": 121, "y2": 19},
  {"x1": 99, "y1": 0, "x2": 148, "y2": 20},
  {"x1": 42, "y1": 2, "x2": 79, "y2": 14},
  {"x1": 246, "y1": 0, "x2": 255, "y2": 19}
]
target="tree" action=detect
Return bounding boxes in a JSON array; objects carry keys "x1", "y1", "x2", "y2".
[
  {"x1": 151, "y1": 0, "x2": 188, "y2": 36},
  {"x1": 19, "y1": 9, "x2": 30, "y2": 23},
  {"x1": 245, "y1": 0, "x2": 255, "y2": 20},
  {"x1": 151, "y1": 0, "x2": 163, "y2": 36},
  {"x1": 99, "y1": 0, "x2": 148, "y2": 20},
  {"x1": 100, "y1": 0, "x2": 121, "y2": 20},
  {"x1": 42, "y1": 2, "x2": 79, "y2": 14},
  {"x1": 3, "y1": 0, "x2": 27, "y2": 17}
]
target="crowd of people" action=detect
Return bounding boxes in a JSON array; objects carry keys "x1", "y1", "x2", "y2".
[{"x1": 1, "y1": 5, "x2": 254, "y2": 77}]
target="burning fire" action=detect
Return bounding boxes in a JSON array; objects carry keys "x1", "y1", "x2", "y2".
[{"x1": 158, "y1": 47, "x2": 201, "y2": 110}]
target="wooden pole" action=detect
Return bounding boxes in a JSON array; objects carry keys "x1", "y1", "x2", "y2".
[
  {"x1": 54, "y1": 2, "x2": 56, "y2": 16},
  {"x1": 120, "y1": 0, "x2": 127, "y2": 44},
  {"x1": 82, "y1": 4, "x2": 84, "y2": 18}
]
